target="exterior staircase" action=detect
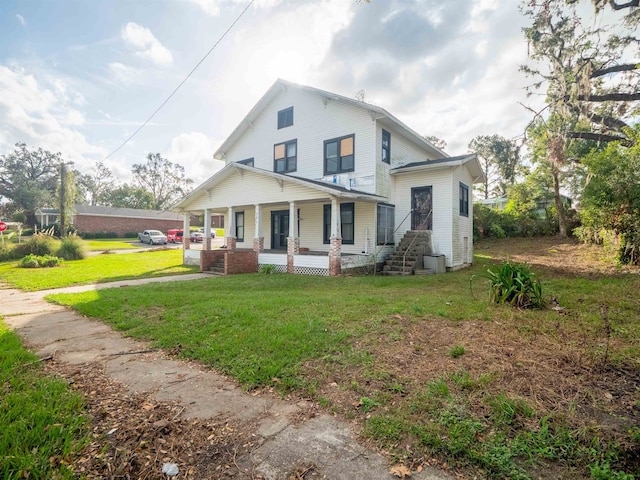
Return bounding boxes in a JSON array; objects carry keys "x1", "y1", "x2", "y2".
[
  {"x1": 382, "y1": 231, "x2": 433, "y2": 276},
  {"x1": 207, "y1": 256, "x2": 225, "y2": 275}
]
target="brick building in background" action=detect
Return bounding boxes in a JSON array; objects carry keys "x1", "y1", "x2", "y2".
[{"x1": 35, "y1": 205, "x2": 224, "y2": 237}]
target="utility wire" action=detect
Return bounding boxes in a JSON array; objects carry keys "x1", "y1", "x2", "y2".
[{"x1": 104, "y1": 0, "x2": 255, "y2": 160}]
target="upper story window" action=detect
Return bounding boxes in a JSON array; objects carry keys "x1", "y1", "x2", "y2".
[
  {"x1": 459, "y1": 182, "x2": 469, "y2": 217},
  {"x1": 238, "y1": 158, "x2": 254, "y2": 167},
  {"x1": 277, "y1": 107, "x2": 293, "y2": 129},
  {"x1": 274, "y1": 140, "x2": 297, "y2": 173},
  {"x1": 324, "y1": 134, "x2": 355, "y2": 175},
  {"x1": 381, "y1": 129, "x2": 391, "y2": 164}
]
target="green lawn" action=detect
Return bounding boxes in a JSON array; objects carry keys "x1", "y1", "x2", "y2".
[
  {"x1": 0, "y1": 320, "x2": 89, "y2": 479},
  {"x1": 85, "y1": 238, "x2": 139, "y2": 251},
  {"x1": 0, "y1": 249, "x2": 198, "y2": 290},
  {"x1": 45, "y1": 241, "x2": 640, "y2": 479}
]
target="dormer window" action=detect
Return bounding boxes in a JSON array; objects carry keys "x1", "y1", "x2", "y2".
[
  {"x1": 238, "y1": 158, "x2": 254, "y2": 166},
  {"x1": 278, "y1": 107, "x2": 294, "y2": 129}
]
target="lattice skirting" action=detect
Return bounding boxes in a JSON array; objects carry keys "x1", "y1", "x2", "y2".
[{"x1": 294, "y1": 266, "x2": 329, "y2": 276}]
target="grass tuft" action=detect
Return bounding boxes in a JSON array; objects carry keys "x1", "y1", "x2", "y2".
[{"x1": 0, "y1": 321, "x2": 89, "y2": 479}]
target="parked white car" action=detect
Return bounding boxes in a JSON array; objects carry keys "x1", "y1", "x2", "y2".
[{"x1": 138, "y1": 230, "x2": 168, "y2": 245}]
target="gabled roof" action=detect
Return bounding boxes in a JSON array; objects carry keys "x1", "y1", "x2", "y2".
[
  {"x1": 390, "y1": 153, "x2": 485, "y2": 183},
  {"x1": 74, "y1": 205, "x2": 183, "y2": 220},
  {"x1": 213, "y1": 79, "x2": 447, "y2": 161},
  {"x1": 38, "y1": 205, "x2": 183, "y2": 221},
  {"x1": 172, "y1": 162, "x2": 386, "y2": 212}
]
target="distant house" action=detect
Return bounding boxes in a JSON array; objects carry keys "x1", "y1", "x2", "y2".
[
  {"x1": 35, "y1": 205, "x2": 224, "y2": 237},
  {"x1": 172, "y1": 79, "x2": 484, "y2": 275}
]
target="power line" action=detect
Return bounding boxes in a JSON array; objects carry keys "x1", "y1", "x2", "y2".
[{"x1": 104, "y1": 0, "x2": 255, "y2": 160}]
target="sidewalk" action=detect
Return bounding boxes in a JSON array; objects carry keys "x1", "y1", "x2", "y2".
[{"x1": 1, "y1": 275, "x2": 451, "y2": 480}]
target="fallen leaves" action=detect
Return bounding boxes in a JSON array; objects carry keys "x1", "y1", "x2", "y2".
[
  {"x1": 390, "y1": 464, "x2": 412, "y2": 478},
  {"x1": 44, "y1": 360, "x2": 257, "y2": 479}
]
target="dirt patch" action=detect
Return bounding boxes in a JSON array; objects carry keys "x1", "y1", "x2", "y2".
[
  {"x1": 44, "y1": 360, "x2": 259, "y2": 479},
  {"x1": 475, "y1": 236, "x2": 639, "y2": 277}
]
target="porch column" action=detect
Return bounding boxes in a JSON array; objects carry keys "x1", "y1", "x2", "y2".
[
  {"x1": 226, "y1": 206, "x2": 236, "y2": 250},
  {"x1": 329, "y1": 196, "x2": 342, "y2": 276},
  {"x1": 203, "y1": 208, "x2": 212, "y2": 250},
  {"x1": 287, "y1": 201, "x2": 299, "y2": 273},
  {"x1": 182, "y1": 213, "x2": 191, "y2": 250},
  {"x1": 253, "y1": 204, "x2": 264, "y2": 253}
]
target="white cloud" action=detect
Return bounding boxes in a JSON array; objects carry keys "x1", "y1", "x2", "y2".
[
  {"x1": 108, "y1": 62, "x2": 142, "y2": 85},
  {"x1": 121, "y1": 22, "x2": 173, "y2": 66},
  {"x1": 0, "y1": 65, "x2": 106, "y2": 171},
  {"x1": 190, "y1": 0, "x2": 221, "y2": 16},
  {"x1": 16, "y1": 14, "x2": 25, "y2": 26},
  {"x1": 164, "y1": 132, "x2": 225, "y2": 183}
]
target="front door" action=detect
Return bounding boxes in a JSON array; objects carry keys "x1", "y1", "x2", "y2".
[
  {"x1": 411, "y1": 186, "x2": 433, "y2": 230},
  {"x1": 271, "y1": 210, "x2": 289, "y2": 250}
]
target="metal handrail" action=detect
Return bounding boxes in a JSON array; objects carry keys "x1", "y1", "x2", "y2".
[
  {"x1": 372, "y1": 209, "x2": 414, "y2": 276},
  {"x1": 402, "y1": 230, "x2": 421, "y2": 276}
]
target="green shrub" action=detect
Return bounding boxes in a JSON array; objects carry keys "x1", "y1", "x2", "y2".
[
  {"x1": 124, "y1": 232, "x2": 138, "y2": 238},
  {"x1": 259, "y1": 264, "x2": 276, "y2": 274},
  {"x1": 0, "y1": 243, "x2": 15, "y2": 261},
  {"x1": 472, "y1": 261, "x2": 544, "y2": 309},
  {"x1": 57, "y1": 236, "x2": 88, "y2": 260},
  {"x1": 13, "y1": 234, "x2": 57, "y2": 258},
  {"x1": 19, "y1": 254, "x2": 62, "y2": 268}
]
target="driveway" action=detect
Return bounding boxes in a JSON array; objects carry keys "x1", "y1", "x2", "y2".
[{"x1": 1, "y1": 275, "x2": 451, "y2": 479}]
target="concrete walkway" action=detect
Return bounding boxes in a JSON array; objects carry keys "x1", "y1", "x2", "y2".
[{"x1": 1, "y1": 275, "x2": 451, "y2": 480}]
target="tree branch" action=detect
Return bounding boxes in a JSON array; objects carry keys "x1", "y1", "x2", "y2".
[
  {"x1": 568, "y1": 131, "x2": 633, "y2": 145},
  {"x1": 591, "y1": 63, "x2": 640, "y2": 78},
  {"x1": 607, "y1": 0, "x2": 639, "y2": 10},
  {"x1": 577, "y1": 92, "x2": 640, "y2": 102}
]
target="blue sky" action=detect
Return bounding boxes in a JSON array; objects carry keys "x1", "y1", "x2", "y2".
[{"x1": 1, "y1": 0, "x2": 541, "y2": 185}]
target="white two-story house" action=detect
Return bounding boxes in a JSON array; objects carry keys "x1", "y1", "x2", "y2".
[{"x1": 173, "y1": 79, "x2": 483, "y2": 276}]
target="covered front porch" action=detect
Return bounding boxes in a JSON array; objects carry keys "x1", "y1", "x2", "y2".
[{"x1": 174, "y1": 163, "x2": 393, "y2": 276}]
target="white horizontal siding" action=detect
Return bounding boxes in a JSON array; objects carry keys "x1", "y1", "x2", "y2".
[
  {"x1": 451, "y1": 165, "x2": 474, "y2": 266},
  {"x1": 224, "y1": 87, "x2": 377, "y2": 192},
  {"x1": 294, "y1": 255, "x2": 329, "y2": 268},
  {"x1": 375, "y1": 125, "x2": 440, "y2": 198},
  {"x1": 391, "y1": 168, "x2": 453, "y2": 266},
  {"x1": 187, "y1": 169, "x2": 330, "y2": 211}
]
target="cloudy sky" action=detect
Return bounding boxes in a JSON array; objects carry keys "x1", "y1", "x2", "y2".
[{"x1": 0, "y1": 0, "x2": 544, "y2": 185}]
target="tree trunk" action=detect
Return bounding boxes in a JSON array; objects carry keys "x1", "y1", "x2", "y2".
[
  {"x1": 59, "y1": 163, "x2": 67, "y2": 237},
  {"x1": 552, "y1": 167, "x2": 567, "y2": 237}
]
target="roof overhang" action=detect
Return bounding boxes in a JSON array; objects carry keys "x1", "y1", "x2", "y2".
[
  {"x1": 171, "y1": 162, "x2": 386, "y2": 212},
  {"x1": 390, "y1": 153, "x2": 485, "y2": 184},
  {"x1": 213, "y1": 79, "x2": 448, "y2": 162}
]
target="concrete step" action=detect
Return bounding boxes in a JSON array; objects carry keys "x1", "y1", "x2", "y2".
[{"x1": 413, "y1": 268, "x2": 434, "y2": 275}]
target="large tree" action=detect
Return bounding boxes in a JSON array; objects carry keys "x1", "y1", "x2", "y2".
[
  {"x1": 521, "y1": 0, "x2": 640, "y2": 146},
  {"x1": 579, "y1": 125, "x2": 640, "y2": 264},
  {"x1": 520, "y1": 0, "x2": 639, "y2": 235},
  {"x1": 0, "y1": 143, "x2": 61, "y2": 225},
  {"x1": 132, "y1": 153, "x2": 193, "y2": 210},
  {"x1": 103, "y1": 184, "x2": 155, "y2": 210},
  {"x1": 468, "y1": 135, "x2": 521, "y2": 199},
  {"x1": 76, "y1": 161, "x2": 116, "y2": 206}
]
